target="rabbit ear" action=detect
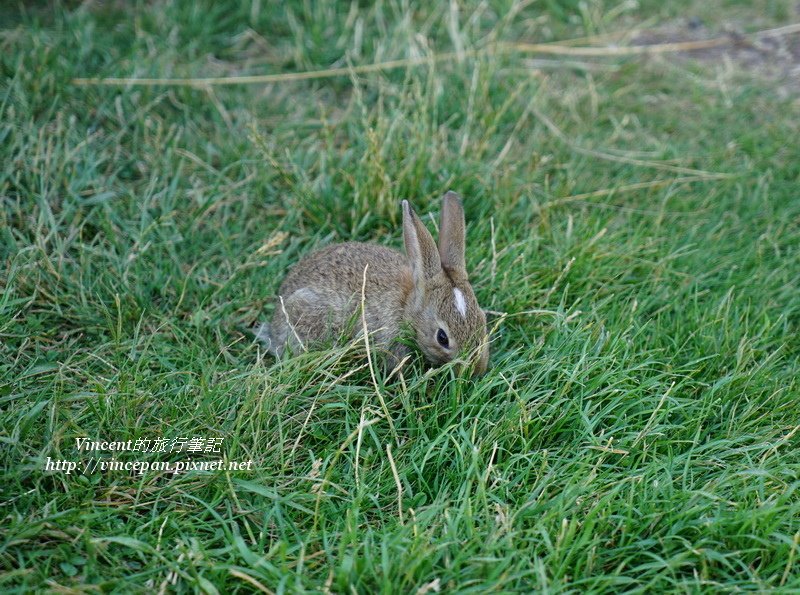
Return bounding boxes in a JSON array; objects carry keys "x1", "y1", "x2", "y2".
[
  {"x1": 402, "y1": 200, "x2": 440, "y2": 286},
  {"x1": 438, "y1": 191, "x2": 466, "y2": 273}
]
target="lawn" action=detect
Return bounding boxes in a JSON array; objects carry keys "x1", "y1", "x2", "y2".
[{"x1": 2, "y1": 0, "x2": 800, "y2": 592}]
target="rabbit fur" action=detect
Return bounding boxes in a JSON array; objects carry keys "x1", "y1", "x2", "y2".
[{"x1": 258, "y1": 191, "x2": 489, "y2": 374}]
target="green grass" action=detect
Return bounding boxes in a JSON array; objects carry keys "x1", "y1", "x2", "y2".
[{"x1": 2, "y1": 0, "x2": 800, "y2": 592}]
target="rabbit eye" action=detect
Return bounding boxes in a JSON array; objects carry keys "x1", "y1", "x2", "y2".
[{"x1": 436, "y1": 328, "x2": 450, "y2": 348}]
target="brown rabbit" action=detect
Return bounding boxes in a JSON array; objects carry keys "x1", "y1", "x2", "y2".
[{"x1": 256, "y1": 191, "x2": 489, "y2": 374}]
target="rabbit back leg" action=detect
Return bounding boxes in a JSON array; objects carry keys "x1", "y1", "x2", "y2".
[
  {"x1": 268, "y1": 287, "x2": 352, "y2": 357},
  {"x1": 253, "y1": 322, "x2": 274, "y2": 353}
]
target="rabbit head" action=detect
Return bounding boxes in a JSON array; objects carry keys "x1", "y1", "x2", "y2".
[{"x1": 402, "y1": 192, "x2": 489, "y2": 375}]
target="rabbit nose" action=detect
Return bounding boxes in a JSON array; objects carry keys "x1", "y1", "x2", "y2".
[{"x1": 472, "y1": 340, "x2": 490, "y2": 376}]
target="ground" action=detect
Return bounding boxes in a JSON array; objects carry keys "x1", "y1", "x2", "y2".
[{"x1": 2, "y1": 0, "x2": 800, "y2": 592}]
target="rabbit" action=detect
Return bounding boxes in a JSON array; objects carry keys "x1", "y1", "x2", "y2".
[{"x1": 256, "y1": 191, "x2": 489, "y2": 375}]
